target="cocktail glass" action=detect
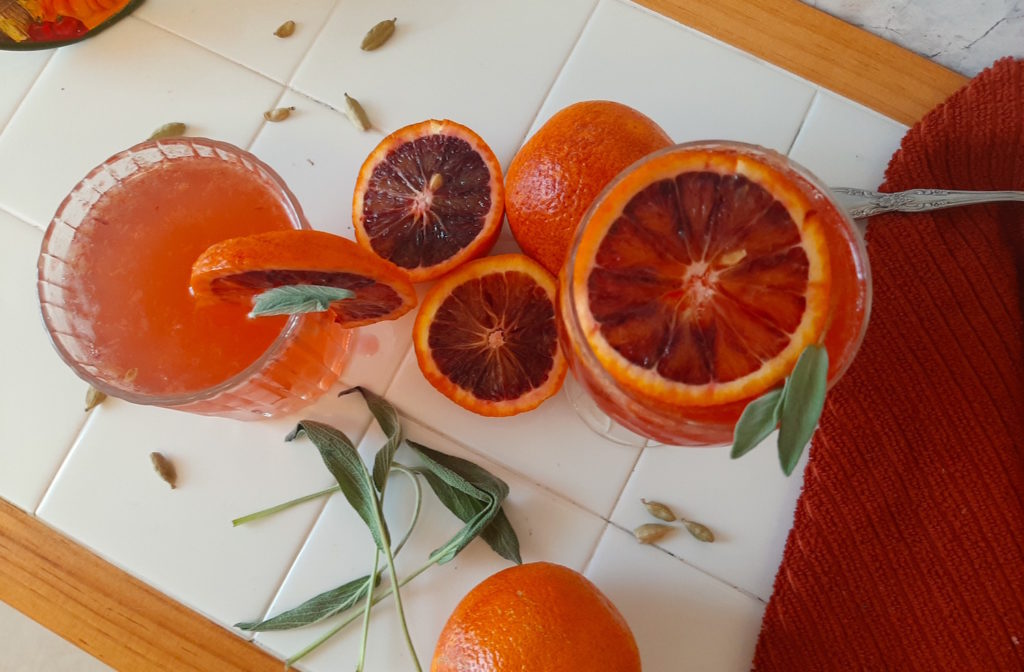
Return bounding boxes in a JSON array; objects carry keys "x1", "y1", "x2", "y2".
[
  {"x1": 558, "y1": 141, "x2": 871, "y2": 446},
  {"x1": 38, "y1": 138, "x2": 351, "y2": 420}
]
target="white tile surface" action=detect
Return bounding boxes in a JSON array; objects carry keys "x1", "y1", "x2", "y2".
[
  {"x1": 386, "y1": 349, "x2": 642, "y2": 517},
  {"x1": 0, "y1": 211, "x2": 86, "y2": 512},
  {"x1": 609, "y1": 434, "x2": 809, "y2": 601},
  {"x1": 254, "y1": 418, "x2": 606, "y2": 670},
  {"x1": 291, "y1": 0, "x2": 599, "y2": 168},
  {"x1": 0, "y1": 17, "x2": 284, "y2": 229},
  {"x1": 533, "y1": 0, "x2": 817, "y2": 152},
  {"x1": 789, "y1": 90, "x2": 908, "y2": 190},
  {"x1": 133, "y1": 0, "x2": 339, "y2": 84},
  {"x1": 36, "y1": 391, "x2": 373, "y2": 629},
  {"x1": 0, "y1": 50, "x2": 50, "y2": 130},
  {"x1": 585, "y1": 524, "x2": 766, "y2": 672}
]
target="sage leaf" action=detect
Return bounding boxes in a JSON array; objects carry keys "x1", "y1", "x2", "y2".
[
  {"x1": 287, "y1": 421, "x2": 389, "y2": 550},
  {"x1": 251, "y1": 285, "x2": 353, "y2": 317},
  {"x1": 235, "y1": 573, "x2": 378, "y2": 631},
  {"x1": 777, "y1": 345, "x2": 829, "y2": 476},
  {"x1": 407, "y1": 441, "x2": 518, "y2": 564},
  {"x1": 731, "y1": 388, "x2": 785, "y2": 459},
  {"x1": 341, "y1": 387, "x2": 402, "y2": 493}
]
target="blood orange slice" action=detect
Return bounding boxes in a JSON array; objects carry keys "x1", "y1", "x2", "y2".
[
  {"x1": 568, "y1": 144, "x2": 832, "y2": 407},
  {"x1": 190, "y1": 230, "x2": 416, "y2": 329},
  {"x1": 353, "y1": 119, "x2": 504, "y2": 282},
  {"x1": 413, "y1": 254, "x2": 567, "y2": 417}
]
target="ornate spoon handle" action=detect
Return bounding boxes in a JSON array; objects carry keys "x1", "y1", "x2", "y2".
[{"x1": 831, "y1": 187, "x2": 1024, "y2": 219}]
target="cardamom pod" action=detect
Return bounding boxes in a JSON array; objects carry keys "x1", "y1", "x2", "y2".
[
  {"x1": 274, "y1": 20, "x2": 296, "y2": 38},
  {"x1": 264, "y1": 106, "x2": 295, "y2": 122},
  {"x1": 343, "y1": 93, "x2": 371, "y2": 131},
  {"x1": 360, "y1": 18, "x2": 396, "y2": 51},
  {"x1": 150, "y1": 452, "x2": 177, "y2": 489},
  {"x1": 633, "y1": 523, "x2": 673, "y2": 545},
  {"x1": 641, "y1": 498, "x2": 677, "y2": 522},
  {"x1": 148, "y1": 122, "x2": 186, "y2": 140},
  {"x1": 682, "y1": 519, "x2": 715, "y2": 543},
  {"x1": 84, "y1": 386, "x2": 107, "y2": 413}
]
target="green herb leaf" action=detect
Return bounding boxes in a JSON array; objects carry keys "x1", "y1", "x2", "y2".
[
  {"x1": 250, "y1": 285, "x2": 353, "y2": 317},
  {"x1": 731, "y1": 388, "x2": 785, "y2": 459},
  {"x1": 407, "y1": 441, "x2": 519, "y2": 564},
  {"x1": 777, "y1": 345, "x2": 829, "y2": 476},
  {"x1": 235, "y1": 573, "x2": 379, "y2": 631},
  {"x1": 287, "y1": 421, "x2": 389, "y2": 550},
  {"x1": 341, "y1": 387, "x2": 402, "y2": 494}
]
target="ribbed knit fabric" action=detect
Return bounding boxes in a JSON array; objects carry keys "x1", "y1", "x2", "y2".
[{"x1": 753, "y1": 58, "x2": 1024, "y2": 671}]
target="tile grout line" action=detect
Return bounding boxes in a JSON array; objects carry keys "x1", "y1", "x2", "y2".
[
  {"x1": 0, "y1": 50, "x2": 55, "y2": 140},
  {"x1": 33, "y1": 409, "x2": 95, "y2": 516},
  {"x1": 785, "y1": 88, "x2": 821, "y2": 157}
]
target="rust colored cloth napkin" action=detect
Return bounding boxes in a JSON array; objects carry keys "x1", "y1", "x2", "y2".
[{"x1": 753, "y1": 58, "x2": 1024, "y2": 671}]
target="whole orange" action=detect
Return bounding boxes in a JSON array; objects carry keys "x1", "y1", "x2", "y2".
[
  {"x1": 431, "y1": 562, "x2": 642, "y2": 672},
  {"x1": 504, "y1": 100, "x2": 672, "y2": 275}
]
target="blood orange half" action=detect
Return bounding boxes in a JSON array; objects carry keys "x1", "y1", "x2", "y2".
[
  {"x1": 413, "y1": 254, "x2": 567, "y2": 417},
  {"x1": 353, "y1": 119, "x2": 505, "y2": 283},
  {"x1": 190, "y1": 230, "x2": 417, "y2": 329},
  {"x1": 568, "y1": 144, "x2": 833, "y2": 408}
]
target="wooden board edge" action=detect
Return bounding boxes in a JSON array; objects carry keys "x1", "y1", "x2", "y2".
[
  {"x1": 635, "y1": 0, "x2": 969, "y2": 126},
  {"x1": 0, "y1": 498, "x2": 283, "y2": 672}
]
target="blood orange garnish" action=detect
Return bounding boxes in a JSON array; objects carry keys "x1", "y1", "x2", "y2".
[
  {"x1": 352, "y1": 119, "x2": 504, "y2": 282},
  {"x1": 413, "y1": 254, "x2": 567, "y2": 417},
  {"x1": 569, "y1": 145, "x2": 832, "y2": 408},
  {"x1": 190, "y1": 230, "x2": 416, "y2": 329}
]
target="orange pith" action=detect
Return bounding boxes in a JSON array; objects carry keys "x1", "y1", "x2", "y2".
[
  {"x1": 431, "y1": 562, "x2": 641, "y2": 672},
  {"x1": 190, "y1": 230, "x2": 417, "y2": 329},
  {"x1": 353, "y1": 119, "x2": 505, "y2": 283},
  {"x1": 413, "y1": 254, "x2": 567, "y2": 417},
  {"x1": 505, "y1": 100, "x2": 673, "y2": 275},
  {"x1": 570, "y1": 146, "x2": 832, "y2": 407}
]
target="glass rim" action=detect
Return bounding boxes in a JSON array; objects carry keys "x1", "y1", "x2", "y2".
[
  {"x1": 37, "y1": 136, "x2": 310, "y2": 407},
  {"x1": 560, "y1": 139, "x2": 873, "y2": 407}
]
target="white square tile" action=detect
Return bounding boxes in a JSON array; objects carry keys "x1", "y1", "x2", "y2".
[
  {"x1": 609, "y1": 434, "x2": 809, "y2": 601},
  {"x1": 0, "y1": 17, "x2": 284, "y2": 229},
  {"x1": 385, "y1": 349, "x2": 642, "y2": 516},
  {"x1": 134, "y1": 0, "x2": 338, "y2": 84},
  {"x1": 0, "y1": 211, "x2": 86, "y2": 512},
  {"x1": 532, "y1": 0, "x2": 817, "y2": 151},
  {"x1": 0, "y1": 50, "x2": 51, "y2": 130},
  {"x1": 789, "y1": 90, "x2": 907, "y2": 190},
  {"x1": 291, "y1": 0, "x2": 598, "y2": 168},
  {"x1": 254, "y1": 418, "x2": 605, "y2": 671},
  {"x1": 586, "y1": 524, "x2": 766, "y2": 672},
  {"x1": 36, "y1": 391, "x2": 374, "y2": 629}
]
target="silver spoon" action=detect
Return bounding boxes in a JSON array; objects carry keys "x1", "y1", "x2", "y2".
[{"x1": 832, "y1": 187, "x2": 1024, "y2": 220}]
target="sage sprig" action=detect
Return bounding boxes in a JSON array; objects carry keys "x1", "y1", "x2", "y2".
[
  {"x1": 250, "y1": 284, "x2": 353, "y2": 317},
  {"x1": 730, "y1": 344, "x2": 830, "y2": 476},
  {"x1": 233, "y1": 391, "x2": 521, "y2": 669}
]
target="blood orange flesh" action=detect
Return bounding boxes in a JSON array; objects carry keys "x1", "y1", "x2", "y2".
[
  {"x1": 570, "y1": 145, "x2": 832, "y2": 408},
  {"x1": 414, "y1": 254, "x2": 567, "y2": 417},
  {"x1": 354, "y1": 120, "x2": 504, "y2": 282}
]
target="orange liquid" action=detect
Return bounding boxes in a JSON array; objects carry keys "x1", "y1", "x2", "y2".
[{"x1": 67, "y1": 158, "x2": 293, "y2": 395}]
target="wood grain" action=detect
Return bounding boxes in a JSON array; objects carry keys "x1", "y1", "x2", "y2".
[
  {"x1": 1, "y1": 2, "x2": 970, "y2": 670},
  {"x1": 635, "y1": 0, "x2": 968, "y2": 126},
  {"x1": 0, "y1": 498, "x2": 281, "y2": 672}
]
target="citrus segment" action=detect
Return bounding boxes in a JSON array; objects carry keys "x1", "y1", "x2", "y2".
[
  {"x1": 505, "y1": 100, "x2": 672, "y2": 274},
  {"x1": 431, "y1": 562, "x2": 641, "y2": 672},
  {"x1": 190, "y1": 229, "x2": 416, "y2": 329},
  {"x1": 353, "y1": 119, "x2": 504, "y2": 282},
  {"x1": 571, "y1": 146, "x2": 832, "y2": 407},
  {"x1": 413, "y1": 254, "x2": 567, "y2": 417}
]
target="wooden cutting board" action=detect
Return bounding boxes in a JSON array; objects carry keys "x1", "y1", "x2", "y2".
[{"x1": 0, "y1": 1, "x2": 966, "y2": 670}]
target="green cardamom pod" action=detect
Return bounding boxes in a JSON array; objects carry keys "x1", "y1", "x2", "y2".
[
  {"x1": 633, "y1": 523, "x2": 673, "y2": 545},
  {"x1": 84, "y1": 386, "x2": 107, "y2": 412},
  {"x1": 343, "y1": 93, "x2": 371, "y2": 131},
  {"x1": 360, "y1": 18, "x2": 396, "y2": 51},
  {"x1": 148, "y1": 122, "x2": 186, "y2": 140},
  {"x1": 641, "y1": 498, "x2": 677, "y2": 522},
  {"x1": 682, "y1": 519, "x2": 715, "y2": 543},
  {"x1": 274, "y1": 20, "x2": 296, "y2": 38},
  {"x1": 150, "y1": 452, "x2": 177, "y2": 489},
  {"x1": 264, "y1": 106, "x2": 295, "y2": 122}
]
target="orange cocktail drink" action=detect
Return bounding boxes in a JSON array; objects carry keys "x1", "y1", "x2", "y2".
[
  {"x1": 38, "y1": 138, "x2": 350, "y2": 419},
  {"x1": 559, "y1": 141, "x2": 871, "y2": 445}
]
